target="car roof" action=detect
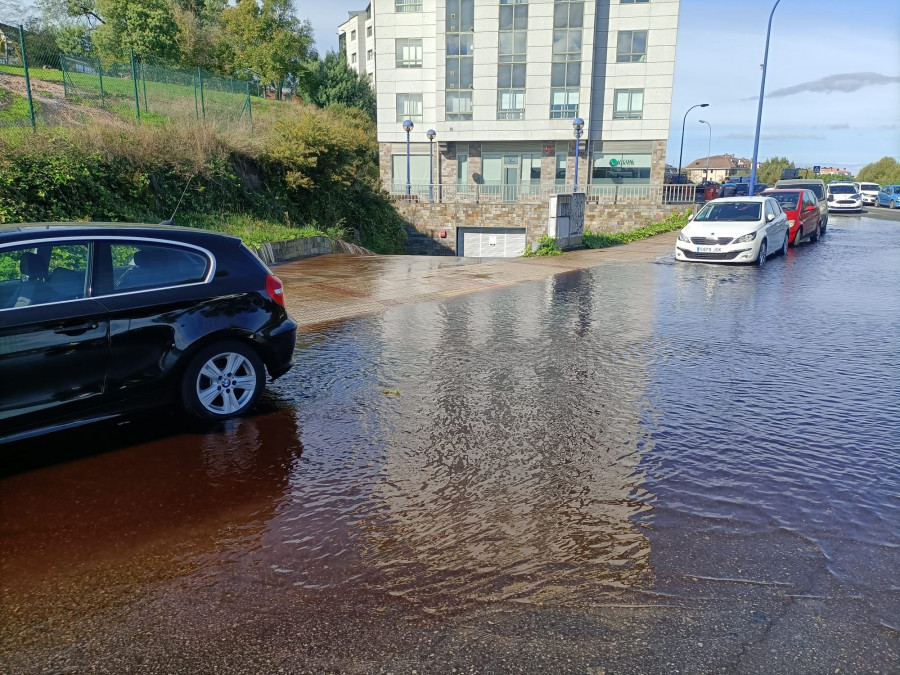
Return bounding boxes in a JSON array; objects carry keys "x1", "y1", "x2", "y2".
[
  {"x1": 760, "y1": 189, "x2": 806, "y2": 193},
  {"x1": 776, "y1": 179, "x2": 825, "y2": 184},
  {"x1": 0, "y1": 222, "x2": 243, "y2": 247},
  {"x1": 708, "y1": 196, "x2": 771, "y2": 203}
]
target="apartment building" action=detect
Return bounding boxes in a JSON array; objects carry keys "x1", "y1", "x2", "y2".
[
  {"x1": 373, "y1": 0, "x2": 678, "y2": 195},
  {"x1": 338, "y1": 5, "x2": 376, "y2": 88}
]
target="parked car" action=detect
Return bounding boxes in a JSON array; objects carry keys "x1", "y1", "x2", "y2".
[
  {"x1": 674, "y1": 196, "x2": 790, "y2": 266},
  {"x1": 856, "y1": 182, "x2": 881, "y2": 207},
  {"x1": 0, "y1": 223, "x2": 298, "y2": 443},
  {"x1": 774, "y1": 178, "x2": 828, "y2": 232},
  {"x1": 759, "y1": 188, "x2": 822, "y2": 245},
  {"x1": 877, "y1": 185, "x2": 900, "y2": 209},
  {"x1": 826, "y1": 182, "x2": 863, "y2": 213}
]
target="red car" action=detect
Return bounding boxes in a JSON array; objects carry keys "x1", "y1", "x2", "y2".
[{"x1": 759, "y1": 188, "x2": 822, "y2": 245}]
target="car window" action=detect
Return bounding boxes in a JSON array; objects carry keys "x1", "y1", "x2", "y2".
[
  {"x1": 0, "y1": 242, "x2": 90, "y2": 310},
  {"x1": 768, "y1": 192, "x2": 801, "y2": 210},
  {"x1": 764, "y1": 200, "x2": 776, "y2": 219},
  {"x1": 111, "y1": 242, "x2": 210, "y2": 293},
  {"x1": 829, "y1": 184, "x2": 857, "y2": 194},
  {"x1": 695, "y1": 202, "x2": 761, "y2": 222}
]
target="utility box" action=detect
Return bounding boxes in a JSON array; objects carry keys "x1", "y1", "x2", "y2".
[{"x1": 548, "y1": 193, "x2": 586, "y2": 250}]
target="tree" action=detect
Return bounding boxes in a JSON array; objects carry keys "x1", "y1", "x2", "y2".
[
  {"x1": 220, "y1": 0, "x2": 315, "y2": 100},
  {"x1": 857, "y1": 157, "x2": 900, "y2": 186},
  {"x1": 756, "y1": 156, "x2": 794, "y2": 185},
  {"x1": 172, "y1": 0, "x2": 225, "y2": 69},
  {"x1": 298, "y1": 51, "x2": 375, "y2": 122},
  {"x1": 91, "y1": 0, "x2": 181, "y2": 61}
]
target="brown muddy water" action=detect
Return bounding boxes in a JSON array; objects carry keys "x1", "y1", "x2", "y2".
[{"x1": 1, "y1": 215, "x2": 898, "y2": 673}]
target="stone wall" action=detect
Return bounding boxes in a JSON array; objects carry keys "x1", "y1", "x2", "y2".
[
  {"x1": 256, "y1": 236, "x2": 336, "y2": 265},
  {"x1": 394, "y1": 200, "x2": 690, "y2": 255}
]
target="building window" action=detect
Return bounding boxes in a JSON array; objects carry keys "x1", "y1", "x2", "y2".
[
  {"x1": 617, "y1": 30, "x2": 647, "y2": 62},
  {"x1": 447, "y1": 56, "x2": 474, "y2": 89},
  {"x1": 447, "y1": 91, "x2": 473, "y2": 120},
  {"x1": 552, "y1": 29, "x2": 583, "y2": 57},
  {"x1": 553, "y1": 1, "x2": 583, "y2": 28},
  {"x1": 351, "y1": 52, "x2": 357, "y2": 64},
  {"x1": 592, "y1": 152, "x2": 651, "y2": 183},
  {"x1": 396, "y1": 39, "x2": 423, "y2": 68},
  {"x1": 396, "y1": 0, "x2": 422, "y2": 12},
  {"x1": 500, "y1": 3, "x2": 528, "y2": 30},
  {"x1": 350, "y1": 29, "x2": 356, "y2": 41},
  {"x1": 550, "y1": 89, "x2": 579, "y2": 118},
  {"x1": 396, "y1": 93, "x2": 424, "y2": 123},
  {"x1": 613, "y1": 88, "x2": 643, "y2": 119},
  {"x1": 446, "y1": 0, "x2": 475, "y2": 32},
  {"x1": 497, "y1": 89, "x2": 525, "y2": 120},
  {"x1": 367, "y1": 49, "x2": 373, "y2": 60},
  {"x1": 367, "y1": 25, "x2": 373, "y2": 37},
  {"x1": 447, "y1": 34, "x2": 474, "y2": 56},
  {"x1": 621, "y1": 0, "x2": 649, "y2": 3},
  {"x1": 338, "y1": 33, "x2": 346, "y2": 58}
]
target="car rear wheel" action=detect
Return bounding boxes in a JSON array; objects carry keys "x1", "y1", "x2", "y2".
[
  {"x1": 181, "y1": 340, "x2": 265, "y2": 420},
  {"x1": 891, "y1": 200, "x2": 897, "y2": 209},
  {"x1": 756, "y1": 239, "x2": 767, "y2": 267},
  {"x1": 779, "y1": 231, "x2": 788, "y2": 256}
]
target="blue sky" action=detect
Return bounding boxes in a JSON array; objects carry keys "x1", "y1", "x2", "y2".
[{"x1": 299, "y1": 0, "x2": 900, "y2": 173}]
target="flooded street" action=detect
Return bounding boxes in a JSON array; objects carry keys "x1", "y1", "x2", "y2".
[{"x1": 1, "y1": 214, "x2": 898, "y2": 673}]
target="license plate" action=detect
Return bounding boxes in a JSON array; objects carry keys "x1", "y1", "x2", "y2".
[{"x1": 697, "y1": 246, "x2": 723, "y2": 253}]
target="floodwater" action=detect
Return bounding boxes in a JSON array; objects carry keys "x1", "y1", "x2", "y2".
[{"x1": 1, "y1": 215, "x2": 898, "y2": 673}]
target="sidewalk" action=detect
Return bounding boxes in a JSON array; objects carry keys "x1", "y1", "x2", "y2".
[{"x1": 278, "y1": 232, "x2": 677, "y2": 330}]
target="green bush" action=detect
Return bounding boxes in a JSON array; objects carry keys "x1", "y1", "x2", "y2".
[
  {"x1": 583, "y1": 210, "x2": 691, "y2": 249},
  {"x1": 522, "y1": 235, "x2": 563, "y2": 257}
]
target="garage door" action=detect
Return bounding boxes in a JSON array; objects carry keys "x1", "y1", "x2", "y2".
[{"x1": 457, "y1": 228, "x2": 527, "y2": 258}]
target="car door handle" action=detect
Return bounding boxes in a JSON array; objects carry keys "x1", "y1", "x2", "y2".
[{"x1": 55, "y1": 322, "x2": 100, "y2": 336}]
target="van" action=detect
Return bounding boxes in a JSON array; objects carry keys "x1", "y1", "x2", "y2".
[{"x1": 773, "y1": 178, "x2": 828, "y2": 231}]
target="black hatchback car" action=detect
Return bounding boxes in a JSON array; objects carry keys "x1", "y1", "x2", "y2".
[{"x1": 1, "y1": 223, "x2": 297, "y2": 443}]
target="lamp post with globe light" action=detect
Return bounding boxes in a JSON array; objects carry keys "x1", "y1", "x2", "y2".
[
  {"x1": 572, "y1": 117, "x2": 584, "y2": 192},
  {"x1": 677, "y1": 103, "x2": 709, "y2": 179},
  {"x1": 402, "y1": 119, "x2": 414, "y2": 197},
  {"x1": 426, "y1": 129, "x2": 436, "y2": 203}
]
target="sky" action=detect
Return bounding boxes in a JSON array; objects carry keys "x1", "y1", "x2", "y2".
[{"x1": 296, "y1": 0, "x2": 900, "y2": 174}]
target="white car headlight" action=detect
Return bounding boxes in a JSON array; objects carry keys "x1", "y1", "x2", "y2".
[
  {"x1": 677, "y1": 230, "x2": 691, "y2": 243},
  {"x1": 733, "y1": 232, "x2": 757, "y2": 244}
]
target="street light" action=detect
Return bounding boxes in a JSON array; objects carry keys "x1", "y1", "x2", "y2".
[
  {"x1": 402, "y1": 119, "x2": 414, "y2": 197},
  {"x1": 699, "y1": 119, "x2": 712, "y2": 182},
  {"x1": 426, "y1": 128, "x2": 436, "y2": 203},
  {"x1": 572, "y1": 117, "x2": 584, "y2": 192},
  {"x1": 749, "y1": 0, "x2": 782, "y2": 196},
  {"x1": 677, "y1": 103, "x2": 709, "y2": 178}
]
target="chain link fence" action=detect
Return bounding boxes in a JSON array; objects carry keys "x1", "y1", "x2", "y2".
[{"x1": 1, "y1": 22, "x2": 262, "y2": 135}]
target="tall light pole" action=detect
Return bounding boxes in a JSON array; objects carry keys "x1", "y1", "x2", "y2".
[
  {"x1": 749, "y1": 0, "x2": 782, "y2": 196},
  {"x1": 699, "y1": 119, "x2": 712, "y2": 182},
  {"x1": 426, "y1": 128, "x2": 436, "y2": 203},
  {"x1": 677, "y1": 103, "x2": 709, "y2": 178},
  {"x1": 572, "y1": 117, "x2": 584, "y2": 192},
  {"x1": 402, "y1": 119, "x2": 414, "y2": 197}
]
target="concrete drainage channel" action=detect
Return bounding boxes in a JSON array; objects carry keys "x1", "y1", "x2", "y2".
[{"x1": 254, "y1": 236, "x2": 374, "y2": 265}]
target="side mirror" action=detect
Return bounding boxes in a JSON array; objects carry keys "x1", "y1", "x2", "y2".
[
  {"x1": 805, "y1": 205, "x2": 817, "y2": 212},
  {"x1": 766, "y1": 213, "x2": 775, "y2": 222},
  {"x1": 688, "y1": 213, "x2": 695, "y2": 221}
]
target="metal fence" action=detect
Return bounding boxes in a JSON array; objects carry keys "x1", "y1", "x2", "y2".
[
  {"x1": 386, "y1": 182, "x2": 699, "y2": 206},
  {"x1": 0, "y1": 22, "x2": 260, "y2": 134}
]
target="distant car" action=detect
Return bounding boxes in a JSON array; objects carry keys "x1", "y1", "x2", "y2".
[
  {"x1": 759, "y1": 188, "x2": 822, "y2": 245},
  {"x1": 826, "y1": 182, "x2": 863, "y2": 213},
  {"x1": 733, "y1": 182, "x2": 768, "y2": 196},
  {"x1": 774, "y1": 178, "x2": 828, "y2": 231},
  {"x1": 856, "y1": 182, "x2": 881, "y2": 207},
  {"x1": 675, "y1": 196, "x2": 790, "y2": 266},
  {"x1": 1, "y1": 223, "x2": 298, "y2": 443},
  {"x1": 877, "y1": 185, "x2": 900, "y2": 209}
]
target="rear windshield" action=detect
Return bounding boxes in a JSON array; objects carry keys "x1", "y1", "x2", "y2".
[
  {"x1": 860, "y1": 183, "x2": 879, "y2": 191},
  {"x1": 781, "y1": 183, "x2": 825, "y2": 199},
  {"x1": 695, "y1": 202, "x2": 761, "y2": 222},
  {"x1": 830, "y1": 184, "x2": 857, "y2": 194},
  {"x1": 765, "y1": 192, "x2": 802, "y2": 210}
]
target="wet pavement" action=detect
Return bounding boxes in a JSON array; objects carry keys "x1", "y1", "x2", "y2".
[{"x1": 1, "y1": 212, "x2": 898, "y2": 674}]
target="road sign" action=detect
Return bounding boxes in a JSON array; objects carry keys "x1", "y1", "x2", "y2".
[{"x1": 813, "y1": 165, "x2": 820, "y2": 174}]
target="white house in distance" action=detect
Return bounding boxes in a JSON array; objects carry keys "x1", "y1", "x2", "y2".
[
  {"x1": 683, "y1": 153, "x2": 752, "y2": 184},
  {"x1": 343, "y1": 0, "x2": 684, "y2": 256},
  {"x1": 338, "y1": 5, "x2": 376, "y2": 88}
]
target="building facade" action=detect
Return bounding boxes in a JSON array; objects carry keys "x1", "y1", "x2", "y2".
[
  {"x1": 683, "y1": 153, "x2": 752, "y2": 184},
  {"x1": 338, "y1": 5, "x2": 376, "y2": 88}
]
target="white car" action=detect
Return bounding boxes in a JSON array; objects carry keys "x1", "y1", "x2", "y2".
[
  {"x1": 826, "y1": 182, "x2": 863, "y2": 212},
  {"x1": 674, "y1": 196, "x2": 790, "y2": 266},
  {"x1": 856, "y1": 182, "x2": 880, "y2": 207}
]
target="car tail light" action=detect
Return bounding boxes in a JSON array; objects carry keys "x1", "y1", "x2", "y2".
[
  {"x1": 265, "y1": 274, "x2": 285, "y2": 307},
  {"x1": 788, "y1": 219, "x2": 795, "y2": 227}
]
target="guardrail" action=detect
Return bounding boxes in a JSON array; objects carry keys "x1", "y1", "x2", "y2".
[{"x1": 386, "y1": 183, "x2": 699, "y2": 205}]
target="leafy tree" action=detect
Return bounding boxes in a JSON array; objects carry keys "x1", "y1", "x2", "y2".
[
  {"x1": 171, "y1": 0, "x2": 225, "y2": 69},
  {"x1": 298, "y1": 51, "x2": 375, "y2": 122},
  {"x1": 92, "y1": 0, "x2": 181, "y2": 61},
  {"x1": 756, "y1": 156, "x2": 794, "y2": 185},
  {"x1": 220, "y1": 0, "x2": 315, "y2": 100},
  {"x1": 857, "y1": 157, "x2": 900, "y2": 186}
]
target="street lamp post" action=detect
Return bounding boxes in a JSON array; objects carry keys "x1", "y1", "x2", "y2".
[
  {"x1": 426, "y1": 129, "x2": 436, "y2": 204},
  {"x1": 402, "y1": 119, "x2": 414, "y2": 197},
  {"x1": 749, "y1": 0, "x2": 782, "y2": 196},
  {"x1": 677, "y1": 103, "x2": 709, "y2": 178},
  {"x1": 699, "y1": 119, "x2": 712, "y2": 182},
  {"x1": 572, "y1": 117, "x2": 584, "y2": 192}
]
